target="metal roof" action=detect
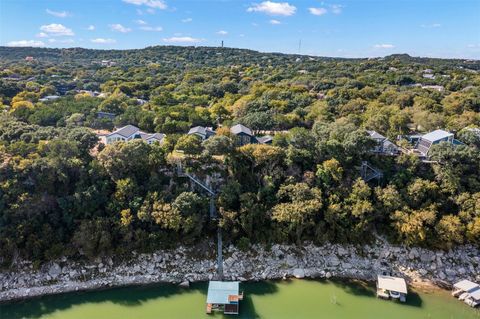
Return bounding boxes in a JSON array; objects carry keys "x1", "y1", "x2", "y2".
[
  {"x1": 207, "y1": 281, "x2": 239, "y2": 305},
  {"x1": 110, "y1": 125, "x2": 140, "y2": 138},
  {"x1": 454, "y1": 280, "x2": 479, "y2": 292},
  {"x1": 257, "y1": 135, "x2": 273, "y2": 144},
  {"x1": 377, "y1": 275, "x2": 408, "y2": 294},
  {"x1": 469, "y1": 288, "x2": 480, "y2": 301},
  {"x1": 145, "y1": 133, "x2": 165, "y2": 141},
  {"x1": 230, "y1": 124, "x2": 253, "y2": 136},
  {"x1": 421, "y1": 129, "x2": 453, "y2": 143},
  {"x1": 367, "y1": 130, "x2": 386, "y2": 140},
  {"x1": 188, "y1": 126, "x2": 207, "y2": 136}
]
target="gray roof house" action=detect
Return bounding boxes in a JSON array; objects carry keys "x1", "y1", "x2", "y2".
[
  {"x1": 187, "y1": 126, "x2": 216, "y2": 140},
  {"x1": 105, "y1": 125, "x2": 165, "y2": 145},
  {"x1": 367, "y1": 130, "x2": 399, "y2": 155},
  {"x1": 415, "y1": 129, "x2": 454, "y2": 157},
  {"x1": 256, "y1": 135, "x2": 273, "y2": 144},
  {"x1": 230, "y1": 124, "x2": 256, "y2": 146}
]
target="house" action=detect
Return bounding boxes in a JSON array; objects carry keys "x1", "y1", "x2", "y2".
[
  {"x1": 187, "y1": 126, "x2": 216, "y2": 140},
  {"x1": 256, "y1": 135, "x2": 273, "y2": 144},
  {"x1": 230, "y1": 124, "x2": 256, "y2": 146},
  {"x1": 367, "y1": 130, "x2": 399, "y2": 155},
  {"x1": 415, "y1": 129, "x2": 454, "y2": 157},
  {"x1": 105, "y1": 125, "x2": 165, "y2": 145},
  {"x1": 39, "y1": 95, "x2": 60, "y2": 102},
  {"x1": 206, "y1": 281, "x2": 243, "y2": 315},
  {"x1": 452, "y1": 280, "x2": 479, "y2": 298},
  {"x1": 376, "y1": 275, "x2": 407, "y2": 302},
  {"x1": 96, "y1": 111, "x2": 116, "y2": 120}
]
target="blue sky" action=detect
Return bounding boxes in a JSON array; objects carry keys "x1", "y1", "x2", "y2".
[{"x1": 1, "y1": 0, "x2": 479, "y2": 58}]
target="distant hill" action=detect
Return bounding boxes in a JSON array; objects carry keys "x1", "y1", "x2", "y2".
[{"x1": 1, "y1": 46, "x2": 477, "y2": 69}]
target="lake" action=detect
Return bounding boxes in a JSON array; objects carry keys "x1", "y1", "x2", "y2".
[{"x1": 1, "y1": 279, "x2": 479, "y2": 319}]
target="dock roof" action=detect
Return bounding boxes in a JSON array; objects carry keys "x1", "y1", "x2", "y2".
[
  {"x1": 207, "y1": 281, "x2": 239, "y2": 305},
  {"x1": 377, "y1": 275, "x2": 408, "y2": 294},
  {"x1": 470, "y1": 288, "x2": 480, "y2": 301},
  {"x1": 454, "y1": 280, "x2": 479, "y2": 292}
]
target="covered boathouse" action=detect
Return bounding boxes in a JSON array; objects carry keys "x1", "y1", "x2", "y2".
[
  {"x1": 206, "y1": 281, "x2": 243, "y2": 315},
  {"x1": 376, "y1": 275, "x2": 408, "y2": 302}
]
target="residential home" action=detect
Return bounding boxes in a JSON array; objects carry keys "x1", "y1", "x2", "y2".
[
  {"x1": 415, "y1": 129, "x2": 454, "y2": 157},
  {"x1": 230, "y1": 124, "x2": 256, "y2": 146},
  {"x1": 256, "y1": 135, "x2": 273, "y2": 144},
  {"x1": 105, "y1": 125, "x2": 165, "y2": 145},
  {"x1": 367, "y1": 130, "x2": 399, "y2": 155},
  {"x1": 39, "y1": 95, "x2": 60, "y2": 102},
  {"x1": 96, "y1": 111, "x2": 116, "y2": 120},
  {"x1": 187, "y1": 126, "x2": 216, "y2": 140}
]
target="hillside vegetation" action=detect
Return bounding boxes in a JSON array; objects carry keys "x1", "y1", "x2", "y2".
[{"x1": 0, "y1": 46, "x2": 479, "y2": 264}]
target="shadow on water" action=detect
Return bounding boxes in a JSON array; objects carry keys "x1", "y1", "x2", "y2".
[
  {"x1": 0, "y1": 281, "x2": 278, "y2": 319},
  {"x1": 1, "y1": 283, "x2": 204, "y2": 319}
]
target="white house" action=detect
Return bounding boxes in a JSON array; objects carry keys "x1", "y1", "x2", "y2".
[
  {"x1": 415, "y1": 129, "x2": 454, "y2": 157},
  {"x1": 105, "y1": 125, "x2": 165, "y2": 145}
]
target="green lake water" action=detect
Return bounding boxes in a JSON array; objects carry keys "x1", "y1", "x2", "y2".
[{"x1": 1, "y1": 279, "x2": 479, "y2": 319}]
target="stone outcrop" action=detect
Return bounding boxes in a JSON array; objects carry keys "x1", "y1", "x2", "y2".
[{"x1": 1, "y1": 242, "x2": 478, "y2": 302}]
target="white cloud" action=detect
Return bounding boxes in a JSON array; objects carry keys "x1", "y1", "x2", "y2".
[
  {"x1": 181, "y1": 18, "x2": 192, "y2": 23},
  {"x1": 110, "y1": 24, "x2": 132, "y2": 33},
  {"x1": 309, "y1": 7, "x2": 327, "y2": 16},
  {"x1": 87, "y1": 25, "x2": 95, "y2": 31},
  {"x1": 247, "y1": 1, "x2": 296, "y2": 16},
  {"x1": 217, "y1": 30, "x2": 228, "y2": 35},
  {"x1": 123, "y1": 0, "x2": 167, "y2": 10},
  {"x1": 37, "y1": 32, "x2": 48, "y2": 38},
  {"x1": 330, "y1": 4, "x2": 343, "y2": 14},
  {"x1": 269, "y1": 19, "x2": 281, "y2": 25},
  {"x1": 374, "y1": 44, "x2": 395, "y2": 49},
  {"x1": 135, "y1": 19, "x2": 147, "y2": 25},
  {"x1": 48, "y1": 38, "x2": 75, "y2": 44},
  {"x1": 140, "y1": 26, "x2": 163, "y2": 31},
  {"x1": 40, "y1": 23, "x2": 74, "y2": 36},
  {"x1": 91, "y1": 38, "x2": 117, "y2": 44},
  {"x1": 163, "y1": 36, "x2": 203, "y2": 43},
  {"x1": 7, "y1": 40, "x2": 45, "y2": 47},
  {"x1": 46, "y1": 9, "x2": 70, "y2": 18},
  {"x1": 421, "y1": 23, "x2": 441, "y2": 28}
]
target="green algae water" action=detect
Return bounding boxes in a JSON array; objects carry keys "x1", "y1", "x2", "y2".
[{"x1": 1, "y1": 279, "x2": 479, "y2": 319}]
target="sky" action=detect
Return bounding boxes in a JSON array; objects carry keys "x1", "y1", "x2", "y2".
[{"x1": 0, "y1": 0, "x2": 479, "y2": 59}]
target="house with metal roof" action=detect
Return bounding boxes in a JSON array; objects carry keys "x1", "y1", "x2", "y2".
[
  {"x1": 415, "y1": 129, "x2": 454, "y2": 157},
  {"x1": 230, "y1": 124, "x2": 256, "y2": 146},
  {"x1": 105, "y1": 125, "x2": 165, "y2": 145},
  {"x1": 256, "y1": 135, "x2": 273, "y2": 145},
  {"x1": 367, "y1": 130, "x2": 399, "y2": 155},
  {"x1": 206, "y1": 281, "x2": 243, "y2": 315},
  {"x1": 187, "y1": 126, "x2": 216, "y2": 140},
  {"x1": 376, "y1": 275, "x2": 408, "y2": 302}
]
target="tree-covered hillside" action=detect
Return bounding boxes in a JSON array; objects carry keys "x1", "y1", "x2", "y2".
[{"x1": 0, "y1": 46, "x2": 479, "y2": 265}]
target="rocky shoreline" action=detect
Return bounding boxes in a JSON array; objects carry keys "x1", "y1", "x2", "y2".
[{"x1": 1, "y1": 242, "x2": 479, "y2": 302}]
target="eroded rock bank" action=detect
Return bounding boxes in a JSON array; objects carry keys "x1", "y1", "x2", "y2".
[{"x1": 1, "y1": 242, "x2": 479, "y2": 302}]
